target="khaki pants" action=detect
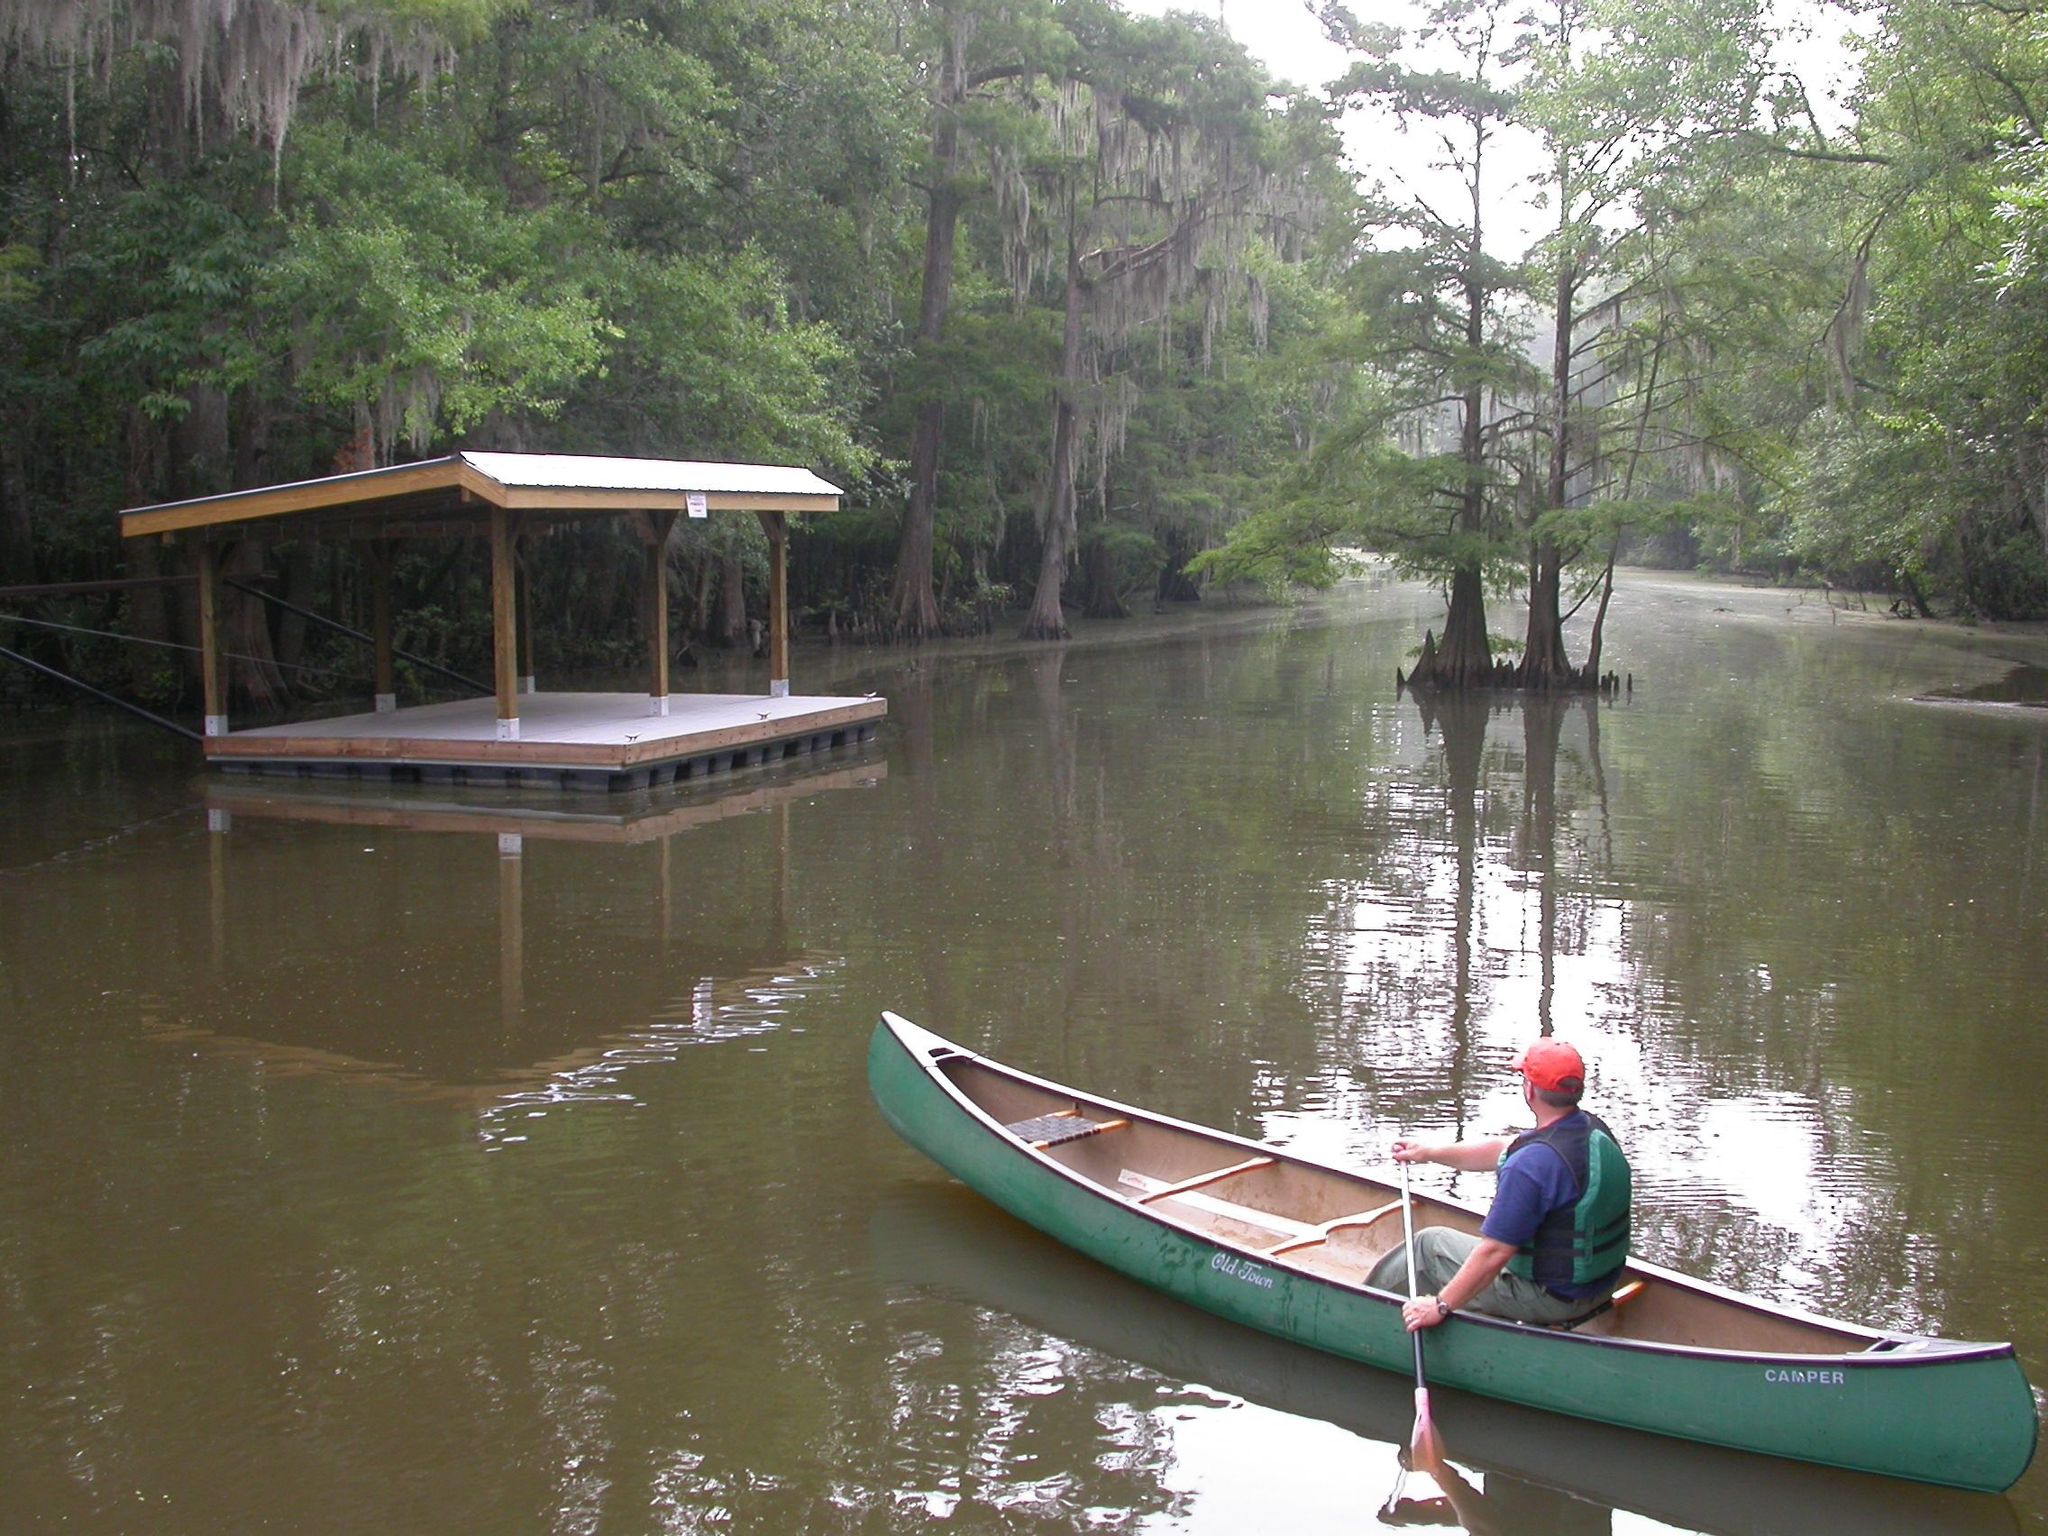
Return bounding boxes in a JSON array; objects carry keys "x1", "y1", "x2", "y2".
[{"x1": 1368, "y1": 1226, "x2": 1598, "y2": 1326}]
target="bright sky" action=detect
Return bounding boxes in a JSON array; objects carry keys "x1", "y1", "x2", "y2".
[{"x1": 1120, "y1": 0, "x2": 1867, "y2": 257}]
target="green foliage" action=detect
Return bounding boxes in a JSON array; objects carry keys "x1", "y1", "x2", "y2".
[
  {"x1": 573, "y1": 244, "x2": 874, "y2": 477},
  {"x1": 0, "y1": 0, "x2": 1350, "y2": 691},
  {"x1": 1735, "y1": 0, "x2": 2048, "y2": 616},
  {"x1": 355, "y1": 0, "x2": 516, "y2": 42},
  {"x1": 11, "y1": 0, "x2": 2048, "y2": 695},
  {"x1": 78, "y1": 179, "x2": 272, "y2": 427},
  {"x1": 1186, "y1": 502, "x2": 1357, "y2": 592},
  {"x1": 264, "y1": 122, "x2": 609, "y2": 454},
  {"x1": 1080, "y1": 520, "x2": 1162, "y2": 596}
]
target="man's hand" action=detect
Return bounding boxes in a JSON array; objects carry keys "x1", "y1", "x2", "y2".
[
  {"x1": 1392, "y1": 1135, "x2": 1513, "y2": 1173},
  {"x1": 1402, "y1": 1294, "x2": 1449, "y2": 1332}
]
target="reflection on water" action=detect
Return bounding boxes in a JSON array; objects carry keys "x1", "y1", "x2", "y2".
[
  {"x1": 476, "y1": 954, "x2": 845, "y2": 1146},
  {"x1": 1, "y1": 573, "x2": 2044, "y2": 1532},
  {"x1": 868, "y1": 1185, "x2": 2019, "y2": 1536},
  {"x1": 1918, "y1": 662, "x2": 2048, "y2": 709}
]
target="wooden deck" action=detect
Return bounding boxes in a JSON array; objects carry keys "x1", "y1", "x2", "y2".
[{"x1": 206, "y1": 690, "x2": 886, "y2": 792}]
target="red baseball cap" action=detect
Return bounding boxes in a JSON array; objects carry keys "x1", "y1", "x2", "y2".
[{"x1": 1518, "y1": 1038, "x2": 1585, "y2": 1093}]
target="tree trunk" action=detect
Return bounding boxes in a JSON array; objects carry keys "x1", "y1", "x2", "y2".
[
  {"x1": 225, "y1": 390, "x2": 286, "y2": 711},
  {"x1": 274, "y1": 541, "x2": 317, "y2": 675},
  {"x1": 1583, "y1": 548, "x2": 1616, "y2": 682},
  {"x1": 889, "y1": 37, "x2": 968, "y2": 641},
  {"x1": 1521, "y1": 258, "x2": 1576, "y2": 688},
  {"x1": 718, "y1": 549, "x2": 748, "y2": 647},
  {"x1": 1522, "y1": 548, "x2": 1571, "y2": 686},
  {"x1": 1433, "y1": 565, "x2": 1492, "y2": 686},
  {"x1": 1080, "y1": 528, "x2": 1126, "y2": 620},
  {"x1": 124, "y1": 409, "x2": 173, "y2": 694},
  {"x1": 125, "y1": 541, "x2": 173, "y2": 695},
  {"x1": 894, "y1": 397, "x2": 949, "y2": 637},
  {"x1": 1019, "y1": 238, "x2": 1085, "y2": 641},
  {"x1": 692, "y1": 557, "x2": 715, "y2": 637},
  {"x1": 223, "y1": 539, "x2": 288, "y2": 711},
  {"x1": 1156, "y1": 532, "x2": 1202, "y2": 604},
  {"x1": 1424, "y1": 197, "x2": 1494, "y2": 688},
  {"x1": 2028, "y1": 428, "x2": 2048, "y2": 566},
  {"x1": 0, "y1": 435, "x2": 30, "y2": 585}
]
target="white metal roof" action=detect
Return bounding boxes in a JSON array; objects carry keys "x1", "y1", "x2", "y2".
[
  {"x1": 119, "y1": 450, "x2": 842, "y2": 538},
  {"x1": 460, "y1": 452, "x2": 840, "y2": 498}
]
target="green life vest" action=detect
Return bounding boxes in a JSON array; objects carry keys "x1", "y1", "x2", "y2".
[{"x1": 1498, "y1": 1111, "x2": 1631, "y2": 1291}]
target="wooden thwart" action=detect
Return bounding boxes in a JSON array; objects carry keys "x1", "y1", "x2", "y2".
[{"x1": 1134, "y1": 1156, "x2": 1275, "y2": 1205}]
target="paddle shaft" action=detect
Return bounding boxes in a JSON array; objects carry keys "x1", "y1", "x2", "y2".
[
  {"x1": 1395, "y1": 1160, "x2": 1445, "y2": 1463},
  {"x1": 1398, "y1": 1160, "x2": 1427, "y2": 1386}
]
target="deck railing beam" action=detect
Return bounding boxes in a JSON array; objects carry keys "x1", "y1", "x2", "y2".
[
  {"x1": 0, "y1": 644, "x2": 202, "y2": 741},
  {"x1": 0, "y1": 574, "x2": 195, "y2": 601},
  {"x1": 224, "y1": 576, "x2": 490, "y2": 698}
]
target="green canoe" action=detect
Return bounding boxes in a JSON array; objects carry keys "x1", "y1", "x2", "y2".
[{"x1": 868, "y1": 1013, "x2": 2040, "y2": 1493}]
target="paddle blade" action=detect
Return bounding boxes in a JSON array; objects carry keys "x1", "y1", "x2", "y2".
[{"x1": 1409, "y1": 1385, "x2": 1446, "y2": 1467}]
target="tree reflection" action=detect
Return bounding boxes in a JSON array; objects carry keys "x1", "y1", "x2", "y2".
[{"x1": 1344, "y1": 688, "x2": 1615, "y2": 1149}]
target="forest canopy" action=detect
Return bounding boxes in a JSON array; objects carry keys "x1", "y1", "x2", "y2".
[{"x1": 2, "y1": 0, "x2": 2044, "y2": 711}]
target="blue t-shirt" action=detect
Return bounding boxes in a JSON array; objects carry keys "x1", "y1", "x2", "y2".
[{"x1": 1481, "y1": 1113, "x2": 1606, "y2": 1299}]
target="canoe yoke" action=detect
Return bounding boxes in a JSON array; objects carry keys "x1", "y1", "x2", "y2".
[{"x1": 1004, "y1": 1109, "x2": 1131, "y2": 1152}]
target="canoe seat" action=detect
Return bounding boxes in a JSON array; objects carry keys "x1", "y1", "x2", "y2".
[
  {"x1": 1546, "y1": 1278, "x2": 1649, "y2": 1332},
  {"x1": 1005, "y1": 1110, "x2": 1130, "y2": 1150},
  {"x1": 1263, "y1": 1200, "x2": 1405, "y2": 1257}
]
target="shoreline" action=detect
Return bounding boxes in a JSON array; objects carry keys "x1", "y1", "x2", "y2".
[{"x1": 7, "y1": 565, "x2": 2047, "y2": 744}]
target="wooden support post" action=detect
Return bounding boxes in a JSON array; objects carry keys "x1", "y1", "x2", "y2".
[
  {"x1": 518, "y1": 542, "x2": 537, "y2": 695},
  {"x1": 643, "y1": 510, "x2": 678, "y2": 716},
  {"x1": 490, "y1": 509, "x2": 519, "y2": 740},
  {"x1": 197, "y1": 540, "x2": 226, "y2": 736},
  {"x1": 761, "y1": 509, "x2": 790, "y2": 698},
  {"x1": 369, "y1": 540, "x2": 396, "y2": 713}
]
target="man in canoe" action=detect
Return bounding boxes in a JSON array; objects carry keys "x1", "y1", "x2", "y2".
[{"x1": 1368, "y1": 1038, "x2": 1631, "y2": 1330}]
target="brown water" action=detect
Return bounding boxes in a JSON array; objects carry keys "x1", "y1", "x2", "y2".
[{"x1": 2, "y1": 571, "x2": 2044, "y2": 1534}]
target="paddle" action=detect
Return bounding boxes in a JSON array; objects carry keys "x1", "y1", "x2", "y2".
[{"x1": 1398, "y1": 1158, "x2": 1447, "y2": 1466}]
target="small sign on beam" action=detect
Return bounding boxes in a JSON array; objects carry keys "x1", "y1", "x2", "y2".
[{"x1": 687, "y1": 492, "x2": 708, "y2": 519}]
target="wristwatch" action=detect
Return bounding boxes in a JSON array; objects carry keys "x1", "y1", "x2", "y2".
[{"x1": 1435, "y1": 1298, "x2": 1452, "y2": 1319}]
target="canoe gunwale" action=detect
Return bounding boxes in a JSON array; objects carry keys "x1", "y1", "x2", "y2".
[{"x1": 880, "y1": 1014, "x2": 2018, "y2": 1375}]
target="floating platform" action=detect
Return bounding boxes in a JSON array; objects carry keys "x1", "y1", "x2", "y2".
[
  {"x1": 116, "y1": 452, "x2": 880, "y2": 791},
  {"x1": 202, "y1": 755, "x2": 886, "y2": 843},
  {"x1": 206, "y1": 690, "x2": 886, "y2": 792}
]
